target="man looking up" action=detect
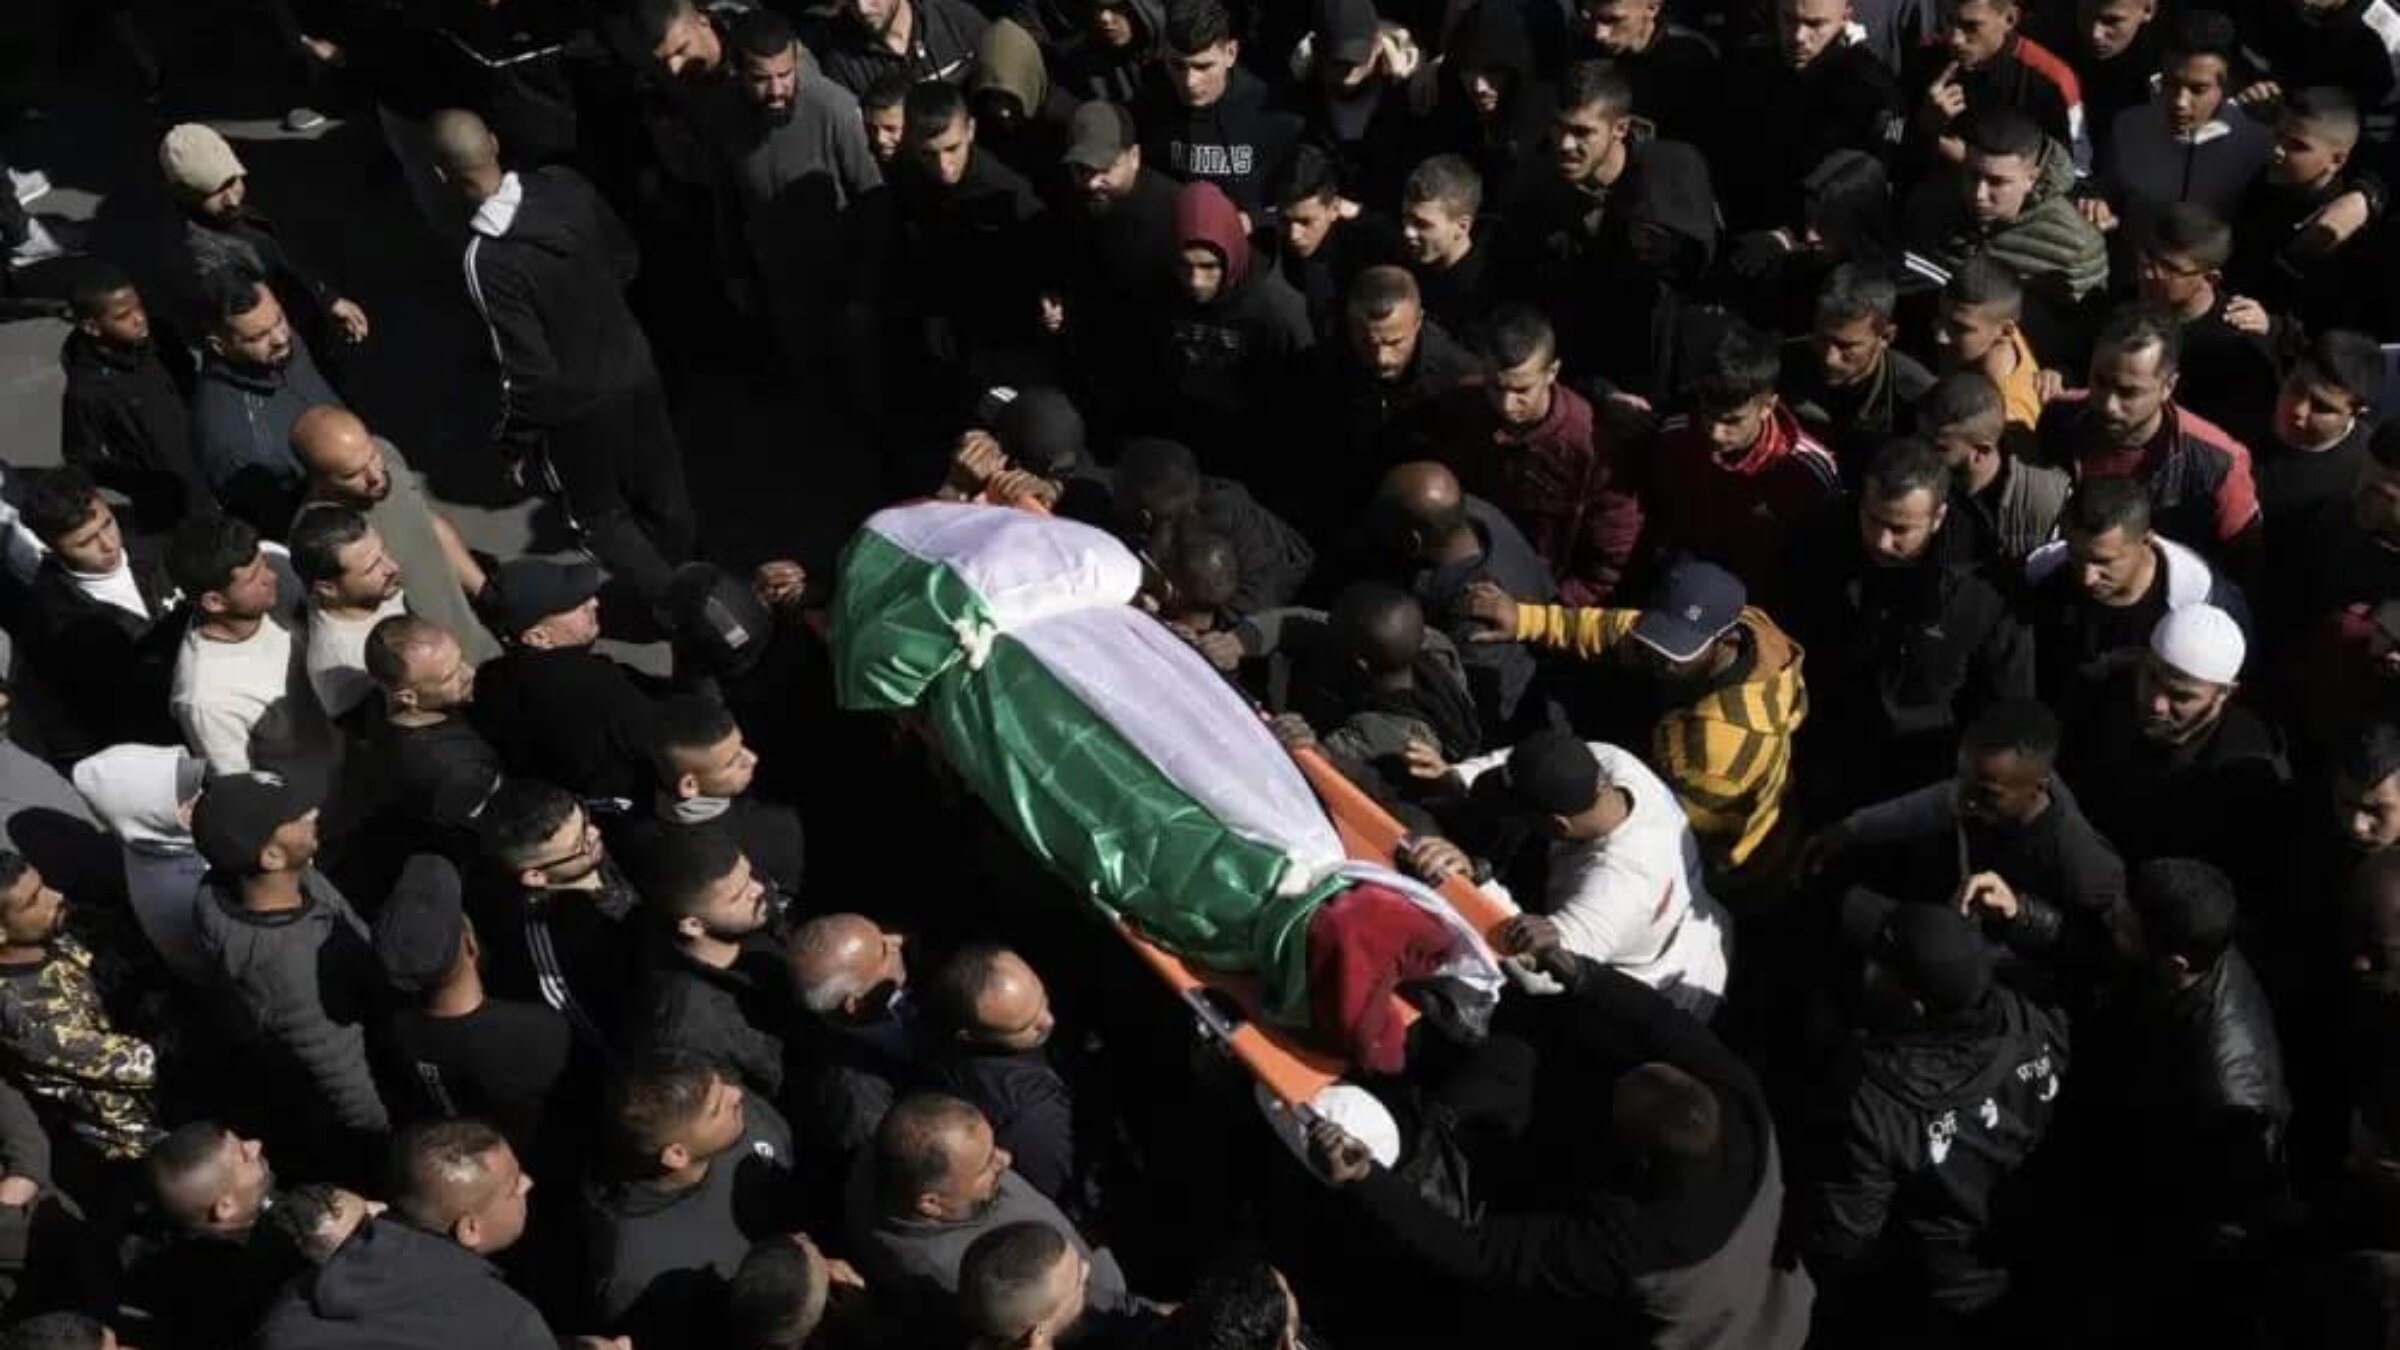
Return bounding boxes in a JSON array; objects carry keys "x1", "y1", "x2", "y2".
[{"x1": 165, "y1": 513, "x2": 332, "y2": 784}]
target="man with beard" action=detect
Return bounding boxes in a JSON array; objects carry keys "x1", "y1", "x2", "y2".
[
  {"x1": 1287, "y1": 267, "x2": 1472, "y2": 532},
  {"x1": 1042, "y1": 100, "x2": 1181, "y2": 433},
  {"x1": 627, "y1": 828, "x2": 792, "y2": 1100},
  {"x1": 0, "y1": 853, "x2": 162, "y2": 1163},
  {"x1": 290, "y1": 508, "x2": 408, "y2": 724},
  {"x1": 586, "y1": 1055, "x2": 797, "y2": 1344},
  {"x1": 2061, "y1": 604, "x2": 2290, "y2": 894},
  {"x1": 704, "y1": 8, "x2": 884, "y2": 385},
  {"x1": 124, "y1": 1125, "x2": 296, "y2": 1350},
  {"x1": 57, "y1": 263, "x2": 204, "y2": 532},
  {"x1": 189, "y1": 268, "x2": 341, "y2": 534},
  {"x1": 292, "y1": 406, "x2": 497, "y2": 668},
  {"x1": 817, "y1": 0, "x2": 989, "y2": 94},
  {"x1": 847, "y1": 1093, "x2": 1133, "y2": 1330},
  {"x1": 367, "y1": 617, "x2": 503, "y2": 853},
  {"x1": 159, "y1": 123, "x2": 368, "y2": 379}
]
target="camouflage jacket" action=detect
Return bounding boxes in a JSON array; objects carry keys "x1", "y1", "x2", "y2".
[{"x1": 0, "y1": 935, "x2": 161, "y2": 1159}]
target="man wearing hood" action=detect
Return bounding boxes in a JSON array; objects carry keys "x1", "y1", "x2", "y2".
[
  {"x1": 1058, "y1": 0, "x2": 1167, "y2": 104},
  {"x1": 1712, "y1": 0, "x2": 1905, "y2": 235},
  {"x1": 1495, "y1": 60, "x2": 1720, "y2": 397},
  {"x1": 1424, "y1": 0, "x2": 1558, "y2": 200},
  {"x1": 818, "y1": 0, "x2": 990, "y2": 94},
  {"x1": 432, "y1": 109, "x2": 696, "y2": 612},
  {"x1": 969, "y1": 19, "x2": 1074, "y2": 178},
  {"x1": 1464, "y1": 562, "x2": 1810, "y2": 900},
  {"x1": 19, "y1": 470, "x2": 183, "y2": 758},
  {"x1": 72, "y1": 745, "x2": 210, "y2": 987},
  {"x1": 1135, "y1": 0, "x2": 1302, "y2": 216},
  {"x1": 1154, "y1": 179, "x2": 1313, "y2": 467},
  {"x1": 253, "y1": 1120, "x2": 564, "y2": 1350},
  {"x1": 1805, "y1": 894, "x2": 2070, "y2": 1339},
  {"x1": 1903, "y1": 105, "x2": 2107, "y2": 303},
  {"x1": 585, "y1": 1055, "x2": 797, "y2": 1344}
]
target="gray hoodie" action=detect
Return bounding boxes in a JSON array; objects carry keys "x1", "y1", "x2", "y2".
[{"x1": 72, "y1": 745, "x2": 210, "y2": 984}]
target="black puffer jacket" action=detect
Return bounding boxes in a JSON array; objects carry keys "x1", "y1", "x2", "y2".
[
  {"x1": 1808, "y1": 988, "x2": 2070, "y2": 1314},
  {"x1": 252, "y1": 1218, "x2": 555, "y2": 1350}
]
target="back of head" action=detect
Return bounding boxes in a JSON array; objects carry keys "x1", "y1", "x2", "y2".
[
  {"x1": 0, "y1": 1314, "x2": 109, "y2": 1350},
  {"x1": 1958, "y1": 104, "x2": 2044, "y2": 163},
  {"x1": 2131, "y1": 857, "x2": 2238, "y2": 972},
  {"x1": 1116, "y1": 438, "x2": 1203, "y2": 518},
  {"x1": 1920, "y1": 372, "x2": 2007, "y2": 449},
  {"x1": 390, "y1": 1117, "x2": 509, "y2": 1231},
  {"x1": 365, "y1": 613, "x2": 446, "y2": 692},
  {"x1": 608, "y1": 1053, "x2": 720, "y2": 1175},
  {"x1": 22, "y1": 467, "x2": 101, "y2": 549},
  {"x1": 1475, "y1": 303, "x2": 1554, "y2": 371},
  {"x1": 1158, "y1": 527, "x2": 1240, "y2": 612},
  {"x1": 165, "y1": 513, "x2": 259, "y2": 599},
  {"x1": 1683, "y1": 318, "x2": 1780, "y2": 412},
  {"x1": 2161, "y1": 7, "x2": 2237, "y2": 64},
  {"x1": 477, "y1": 778, "x2": 579, "y2": 871},
  {"x1": 1164, "y1": 1260, "x2": 1293, "y2": 1350},
  {"x1": 2058, "y1": 474, "x2": 2154, "y2": 541},
  {"x1": 873, "y1": 1092, "x2": 986, "y2": 1210},
  {"x1": 2286, "y1": 85, "x2": 2363, "y2": 149},
  {"x1": 1328, "y1": 581, "x2": 1426, "y2": 674},
  {"x1": 959, "y1": 1221, "x2": 1073, "y2": 1340},
  {"x1": 427, "y1": 108, "x2": 500, "y2": 176},
  {"x1": 727, "y1": 1236, "x2": 833, "y2": 1349},
  {"x1": 1962, "y1": 696, "x2": 2061, "y2": 769},
  {"x1": 1945, "y1": 255, "x2": 2025, "y2": 320},
  {"x1": 630, "y1": 0, "x2": 696, "y2": 48}
]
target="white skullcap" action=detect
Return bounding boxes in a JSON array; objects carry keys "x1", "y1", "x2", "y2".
[
  {"x1": 1255, "y1": 1081, "x2": 1403, "y2": 1180},
  {"x1": 2151, "y1": 604, "x2": 2246, "y2": 685}
]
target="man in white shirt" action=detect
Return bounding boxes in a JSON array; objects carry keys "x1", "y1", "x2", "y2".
[
  {"x1": 288, "y1": 505, "x2": 408, "y2": 721},
  {"x1": 1426, "y1": 727, "x2": 1733, "y2": 1019},
  {"x1": 164, "y1": 513, "x2": 331, "y2": 785}
]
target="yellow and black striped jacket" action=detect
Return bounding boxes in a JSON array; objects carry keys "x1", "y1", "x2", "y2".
[{"x1": 1514, "y1": 603, "x2": 1809, "y2": 879}]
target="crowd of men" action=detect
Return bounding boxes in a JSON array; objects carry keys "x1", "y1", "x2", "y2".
[{"x1": 3, "y1": 0, "x2": 2400, "y2": 1343}]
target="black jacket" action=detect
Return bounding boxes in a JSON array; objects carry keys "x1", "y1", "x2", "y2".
[
  {"x1": 626, "y1": 928, "x2": 792, "y2": 1099},
  {"x1": 1424, "y1": 0, "x2": 1558, "y2": 204},
  {"x1": 121, "y1": 1224, "x2": 307, "y2": 1350},
  {"x1": 1781, "y1": 347, "x2": 1934, "y2": 483},
  {"x1": 463, "y1": 166, "x2": 656, "y2": 445},
  {"x1": 2060, "y1": 683, "x2": 2291, "y2": 895},
  {"x1": 1190, "y1": 477, "x2": 1316, "y2": 612},
  {"x1": 470, "y1": 645, "x2": 663, "y2": 804},
  {"x1": 1134, "y1": 65, "x2": 1304, "y2": 216},
  {"x1": 1045, "y1": 167, "x2": 1178, "y2": 423},
  {"x1": 22, "y1": 545, "x2": 183, "y2": 756},
  {"x1": 2230, "y1": 169, "x2": 2398, "y2": 340},
  {"x1": 57, "y1": 330, "x2": 204, "y2": 530},
  {"x1": 817, "y1": 0, "x2": 988, "y2": 94},
  {"x1": 1575, "y1": 23, "x2": 1720, "y2": 144},
  {"x1": 585, "y1": 1095, "x2": 798, "y2": 1344},
  {"x1": 891, "y1": 148, "x2": 1046, "y2": 358},
  {"x1": 252, "y1": 1217, "x2": 554, "y2": 1350},
  {"x1": 1288, "y1": 316, "x2": 1474, "y2": 532},
  {"x1": 928, "y1": 1046, "x2": 1076, "y2": 1200},
  {"x1": 1711, "y1": 38, "x2": 1902, "y2": 233},
  {"x1": 1807, "y1": 989, "x2": 2070, "y2": 1314},
  {"x1": 468, "y1": 863, "x2": 644, "y2": 1048}
]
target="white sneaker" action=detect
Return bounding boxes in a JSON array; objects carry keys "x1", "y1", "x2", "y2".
[
  {"x1": 283, "y1": 107, "x2": 327, "y2": 132},
  {"x1": 9, "y1": 218, "x2": 66, "y2": 269},
  {"x1": 7, "y1": 169, "x2": 49, "y2": 206}
]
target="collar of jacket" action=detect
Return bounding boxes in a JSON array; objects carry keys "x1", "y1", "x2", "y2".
[
  {"x1": 1717, "y1": 400, "x2": 1805, "y2": 476},
  {"x1": 661, "y1": 790, "x2": 732, "y2": 825},
  {"x1": 201, "y1": 354, "x2": 290, "y2": 396},
  {"x1": 470, "y1": 171, "x2": 525, "y2": 239}
]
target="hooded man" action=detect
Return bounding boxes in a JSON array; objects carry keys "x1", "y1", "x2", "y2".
[
  {"x1": 968, "y1": 19, "x2": 1072, "y2": 178},
  {"x1": 1424, "y1": 0, "x2": 1559, "y2": 197},
  {"x1": 1291, "y1": 0, "x2": 1423, "y2": 206},
  {"x1": 1058, "y1": 0, "x2": 1167, "y2": 104},
  {"x1": 71, "y1": 745, "x2": 209, "y2": 986},
  {"x1": 1155, "y1": 179, "x2": 1313, "y2": 469}
]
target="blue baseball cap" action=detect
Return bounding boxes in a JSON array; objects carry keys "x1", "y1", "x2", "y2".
[{"x1": 1630, "y1": 561, "x2": 1746, "y2": 663}]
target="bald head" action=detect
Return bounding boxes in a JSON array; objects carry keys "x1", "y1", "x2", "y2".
[
  {"x1": 791, "y1": 913, "x2": 905, "y2": 1018},
  {"x1": 291, "y1": 406, "x2": 395, "y2": 505},
  {"x1": 1373, "y1": 461, "x2": 1468, "y2": 549},
  {"x1": 429, "y1": 109, "x2": 503, "y2": 196},
  {"x1": 1330, "y1": 582, "x2": 1426, "y2": 676},
  {"x1": 292, "y1": 405, "x2": 369, "y2": 466}
]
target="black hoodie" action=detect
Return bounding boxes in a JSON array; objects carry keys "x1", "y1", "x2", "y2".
[
  {"x1": 251, "y1": 1218, "x2": 555, "y2": 1350},
  {"x1": 585, "y1": 1095, "x2": 798, "y2": 1344},
  {"x1": 463, "y1": 166, "x2": 656, "y2": 445},
  {"x1": 1135, "y1": 64, "x2": 1305, "y2": 215},
  {"x1": 1426, "y1": 0, "x2": 1559, "y2": 202},
  {"x1": 1709, "y1": 35, "x2": 1902, "y2": 233},
  {"x1": 1057, "y1": 0, "x2": 1168, "y2": 104}
]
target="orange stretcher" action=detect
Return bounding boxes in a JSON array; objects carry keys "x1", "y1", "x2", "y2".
[{"x1": 954, "y1": 484, "x2": 1518, "y2": 1106}]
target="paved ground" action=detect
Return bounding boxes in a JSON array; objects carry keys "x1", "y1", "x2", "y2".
[{"x1": 3, "y1": 10, "x2": 889, "y2": 663}]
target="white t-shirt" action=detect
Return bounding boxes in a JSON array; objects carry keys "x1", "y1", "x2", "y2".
[
  {"x1": 172, "y1": 611, "x2": 331, "y2": 778},
  {"x1": 1456, "y1": 741, "x2": 1733, "y2": 1018},
  {"x1": 66, "y1": 555, "x2": 150, "y2": 621},
  {"x1": 306, "y1": 592, "x2": 408, "y2": 719}
]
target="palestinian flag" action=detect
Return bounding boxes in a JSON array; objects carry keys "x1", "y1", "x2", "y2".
[{"x1": 833, "y1": 502, "x2": 1351, "y2": 1023}]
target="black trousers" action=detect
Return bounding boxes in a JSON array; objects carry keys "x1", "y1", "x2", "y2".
[{"x1": 541, "y1": 381, "x2": 696, "y2": 607}]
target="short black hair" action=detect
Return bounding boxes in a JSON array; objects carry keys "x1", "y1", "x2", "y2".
[
  {"x1": 636, "y1": 824, "x2": 745, "y2": 919},
  {"x1": 1346, "y1": 265, "x2": 1420, "y2": 324},
  {"x1": 1402, "y1": 154, "x2": 1482, "y2": 218},
  {"x1": 1558, "y1": 58, "x2": 1633, "y2": 120},
  {"x1": 2339, "y1": 722, "x2": 2400, "y2": 789},
  {"x1": 872, "y1": 1092, "x2": 987, "y2": 1207},
  {"x1": 1169, "y1": 1260, "x2": 1293, "y2": 1350},
  {"x1": 607, "y1": 1052, "x2": 721, "y2": 1171},
  {"x1": 1684, "y1": 318, "x2": 1781, "y2": 411},
  {"x1": 2092, "y1": 304, "x2": 2184, "y2": 375},
  {"x1": 1961, "y1": 697, "x2": 2061, "y2": 767},
  {"x1": 904, "y1": 80, "x2": 970, "y2": 143},
  {"x1": 2160, "y1": 8, "x2": 2238, "y2": 66},
  {"x1": 2285, "y1": 85, "x2": 2363, "y2": 148},
  {"x1": 288, "y1": 504, "x2": 371, "y2": 588},
  {"x1": 1163, "y1": 0, "x2": 1232, "y2": 53},
  {"x1": 1862, "y1": 437, "x2": 1953, "y2": 504},
  {"x1": 198, "y1": 262, "x2": 271, "y2": 333},
  {"x1": 960, "y1": 1222, "x2": 1073, "y2": 1339},
  {"x1": 860, "y1": 70, "x2": 914, "y2": 115},
  {"x1": 2059, "y1": 475, "x2": 2154, "y2": 539},
  {"x1": 1328, "y1": 580, "x2": 1425, "y2": 674},
  {"x1": 20, "y1": 466, "x2": 104, "y2": 546},
  {"x1": 731, "y1": 6, "x2": 797, "y2": 60},
  {"x1": 630, "y1": 0, "x2": 692, "y2": 47},
  {"x1": 1944, "y1": 255, "x2": 2026, "y2": 319},
  {"x1": 67, "y1": 260, "x2": 136, "y2": 322},
  {"x1": 653, "y1": 694, "x2": 740, "y2": 776},
  {"x1": 928, "y1": 942, "x2": 1015, "y2": 1035},
  {"x1": 1116, "y1": 438, "x2": 1202, "y2": 518},
  {"x1": 2139, "y1": 200, "x2": 2232, "y2": 271},
  {"x1": 1816, "y1": 262, "x2": 1899, "y2": 328},
  {"x1": 165, "y1": 513, "x2": 261, "y2": 599},
  {"x1": 1475, "y1": 304, "x2": 1555, "y2": 370},
  {"x1": 1270, "y1": 142, "x2": 1341, "y2": 208},
  {"x1": 0, "y1": 1313, "x2": 109, "y2": 1350},
  {"x1": 2292, "y1": 328, "x2": 2383, "y2": 412},
  {"x1": 0, "y1": 852, "x2": 32, "y2": 898},
  {"x1": 1958, "y1": 105, "x2": 2044, "y2": 162},
  {"x1": 1920, "y1": 370, "x2": 2006, "y2": 433},
  {"x1": 389, "y1": 1117, "x2": 511, "y2": 1231},
  {"x1": 727, "y1": 1236, "x2": 832, "y2": 1348},
  {"x1": 476, "y1": 779, "x2": 580, "y2": 870},
  {"x1": 2131, "y1": 857, "x2": 2239, "y2": 971},
  {"x1": 145, "y1": 1118, "x2": 234, "y2": 1200}
]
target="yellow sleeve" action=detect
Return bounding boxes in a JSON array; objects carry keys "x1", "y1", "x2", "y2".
[{"x1": 1514, "y1": 604, "x2": 1637, "y2": 660}]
